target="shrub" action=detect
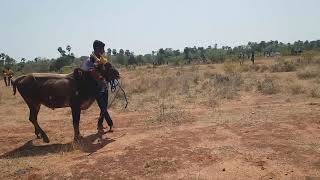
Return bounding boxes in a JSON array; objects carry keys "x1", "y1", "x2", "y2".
[
  {"x1": 296, "y1": 66, "x2": 320, "y2": 79},
  {"x1": 270, "y1": 60, "x2": 296, "y2": 72},
  {"x1": 288, "y1": 83, "x2": 305, "y2": 95},
  {"x1": 310, "y1": 86, "x2": 320, "y2": 98},
  {"x1": 223, "y1": 62, "x2": 238, "y2": 74},
  {"x1": 210, "y1": 73, "x2": 243, "y2": 99},
  {"x1": 259, "y1": 65, "x2": 269, "y2": 72},
  {"x1": 257, "y1": 77, "x2": 279, "y2": 95}
]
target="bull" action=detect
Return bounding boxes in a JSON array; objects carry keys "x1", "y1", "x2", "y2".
[{"x1": 12, "y1": 63, "x2": 120, "y2": 143}]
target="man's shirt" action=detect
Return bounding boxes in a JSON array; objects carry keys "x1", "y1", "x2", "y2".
[{"x1": 81, "y1": 58, "x2": 107, "y2": 92}]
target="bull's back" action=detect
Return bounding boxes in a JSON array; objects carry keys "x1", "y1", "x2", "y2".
[{"x1": 15, "y1": 74, "x2": 75, "y2": 108}]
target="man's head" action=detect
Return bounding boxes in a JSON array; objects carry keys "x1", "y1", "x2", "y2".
[{"x1": 93, "y1": 40, "x2": 105, "y2": 58}]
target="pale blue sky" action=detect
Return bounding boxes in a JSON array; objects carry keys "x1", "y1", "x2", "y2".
[{"x1": 0, "y1": 0, "x2": 319, "y2": 60}]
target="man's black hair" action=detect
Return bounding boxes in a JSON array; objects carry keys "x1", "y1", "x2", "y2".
[{"x1": 93, "y1": 40, "x2": 105, "y2": 51}]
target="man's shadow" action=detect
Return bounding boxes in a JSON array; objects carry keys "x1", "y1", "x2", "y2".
[{"x1": 0, "y1": 131, "x2": 115, "y2": 159}]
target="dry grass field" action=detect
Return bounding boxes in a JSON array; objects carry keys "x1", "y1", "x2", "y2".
[{"x1": 1, "y1": 56, "x2": 320, "y2": 179}]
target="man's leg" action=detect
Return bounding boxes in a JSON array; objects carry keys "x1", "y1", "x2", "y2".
[
  {"x1": 104, "y1": 90, "x2": 113, "y2": 130},
  {"x1": 96, "y1": 92, "x2": 105, "y2": 131},
  {"x1": 8, "y1": 77, "x2": 11, "y2": 86},
  {"x1": 4, "y1": 77, "x2": 7, "y2": 86}
]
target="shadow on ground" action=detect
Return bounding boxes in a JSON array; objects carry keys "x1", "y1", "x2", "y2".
[{"x1": 0, "y1": 132, "x2": 115, "y2": 159}]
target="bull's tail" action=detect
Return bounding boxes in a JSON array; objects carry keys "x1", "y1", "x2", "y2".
[{"x1": 12, "y1": 75, "x2": 26, "y2": 96}]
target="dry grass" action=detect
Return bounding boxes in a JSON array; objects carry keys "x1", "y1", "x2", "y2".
[
  {"x1": 119, "y1": 55, "x2": 320, "y2": 114},
  {"x1": 257, "y1": 76, "x2": 279, "y2": 95},
  {"x1": 310, "y1": 86, "x2": 320, "y2": 98},
  {"x1": 297, "y1": 65, "x2": 320, "y2": 79},
  {"x1": 270, "y1": 60, "x2": 296, "y2": 72},
  {"x1": 288, "y1": 83, "x2": 305, "y2": 95}
]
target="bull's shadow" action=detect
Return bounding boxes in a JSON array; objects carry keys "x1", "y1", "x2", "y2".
[{"x1": 0, "y1": 132, "x2": 115, "y2": 159}]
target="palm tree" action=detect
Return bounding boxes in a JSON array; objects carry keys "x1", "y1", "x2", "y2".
[
  {"x1": 21, "y1": 58, "x2": 26, "y2": 63},
  {"x1": 125, "y1": 50, "x2": 131, "y2": 56},
  {"x1": 66, "y1": 45, "x2": 71, "y2": 55},
  {"x1": 112, "y1": 49, "x2": 117, "y2": 55},
  {"x1": 107, "y1": 48, "x2": 112, "y2": 56}
]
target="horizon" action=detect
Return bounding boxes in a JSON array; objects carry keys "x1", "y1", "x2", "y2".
[{"x1": 1, "y1": 0, "x2": 320, "y2": 60}]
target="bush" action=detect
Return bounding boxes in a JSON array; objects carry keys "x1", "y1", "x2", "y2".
[
  {"x1": 288, "y1": 83, "x2": 305, "y2": 95},
  {"x1": 259, "y1": 65, "x2": 269, "y2": 72},
  {"x1": 223, "y1": 62, "x2": 238, "y2": 74},
  {"x1": 209, "y1": 73, "x2": 243, "y2": 99},
  {"x1": 296, "y1": 66, "x2": 320, "y2": 79},
  {"x1": 257, "y1": 77, "x2": 279, "y2": 95},
  {"x1": 310, "y1": 86, "x2": 320, "y2": 98},
  {"x1": 270, "y1": 60, "x2": 296, "y2": 72}
]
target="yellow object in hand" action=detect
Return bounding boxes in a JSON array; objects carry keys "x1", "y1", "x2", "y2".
[{"x1": 90, "y1": 53, "x2": 108, "y2": 65}]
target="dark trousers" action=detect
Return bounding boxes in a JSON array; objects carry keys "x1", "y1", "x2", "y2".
[
  {"x1": 3, "y1": 77, "x2": 7, "y2": 86},
  {"x1": 96, "y1": 90, "x2": 113, "y2": 129},
  {"x1": 7, "y1": 76, "x2": 12, "y2": 86}
]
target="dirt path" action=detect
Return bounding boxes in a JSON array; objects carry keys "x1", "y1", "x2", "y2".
[{"x1": 0, "y1": 83, "x2": 320, "y2": 179}]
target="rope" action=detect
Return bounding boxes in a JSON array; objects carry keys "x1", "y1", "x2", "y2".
[{"x1": 108, "y1": 79, "x2": 128, "y2": 109}]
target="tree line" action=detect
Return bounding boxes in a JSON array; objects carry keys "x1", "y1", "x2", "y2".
[{"x1": 1, "y1": 40, "x2": 320, "y2": 75}]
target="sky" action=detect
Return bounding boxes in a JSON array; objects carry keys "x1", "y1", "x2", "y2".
[{"x1": 0, "y1": 0, "x2": 319, "y2": 61}]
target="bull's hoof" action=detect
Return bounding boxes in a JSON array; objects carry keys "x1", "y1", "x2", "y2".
[
  {"x1": 73, "y1": 136, "x2": 83, "y2": 143},
  {"x1": 97, "y1": 128, "x2": 104, "y2": 134},
  {"x1": 97, "y1": 125, "x2": 104, "y2": 131},
  {"x1": 42, "y1": 136, "x2": 50, "y2": 143}
]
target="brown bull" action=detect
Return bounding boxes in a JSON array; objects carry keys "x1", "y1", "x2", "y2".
[{"x1": 12, "y1": 63, "x2": 120, "y2": 143}]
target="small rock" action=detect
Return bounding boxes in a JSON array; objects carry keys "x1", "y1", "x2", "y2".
[
  {"x1": 285, "y1": 173, "x2": 288, "y2": 175},
  {"x1": 222, "y1": 168, "x2": 226, "y2": 172},
  {"x1": 251, "y1": 112, "x2": 255, "y2": 114},
  {"x1": 261, "y1": 167, "x2": 265, "y2": 170}
]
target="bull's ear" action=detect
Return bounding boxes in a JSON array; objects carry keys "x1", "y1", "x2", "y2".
[{"x1": 73, "y1": 68, "x2": 83, "y2": 80}]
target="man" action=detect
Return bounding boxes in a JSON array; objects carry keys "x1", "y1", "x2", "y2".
[
  {"x1": 81, "y1": 40, "x2": 113, "y2": 132},
  {"x1": 2, "y1": 69, "x2": 8, "y2": 86},
  {"x1": 251, "y1": 51, "x2": 255, "y2": 64},
  {"x1": 6, "y1": 68, "x2": 14, "y2": 86}
]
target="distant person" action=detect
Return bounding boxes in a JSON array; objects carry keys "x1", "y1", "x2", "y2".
[
  {"x1": 251, "y1": 51, "x2": 255, "y2": 64},
  {"x1": 6, "y1": 68, "x2": 14, "y2": 86},
  {"x1": 239, "y1": 53, "x2": 245, "y2": 65},
  {"x1": 2, "y1": 69, "x2": 8, "y2": 86}
]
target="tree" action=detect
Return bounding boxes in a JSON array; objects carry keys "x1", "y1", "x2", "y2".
[
  {"x1": 112, "y1": 49, "x2": 117, "y2": 55},
  {"x1": 125, "y1": 50, "x2": 131, "y2": 56},
  {"x1": 157, "y1": 48, "x2": 165, "y2": 65},
  {"x1": 4, "y1": 55, "x2": 16, "y2": 67},
  {"x1": 107, "y1": 48, "x2": 112, "y2": 56},
  {"x1": 21, "y1": 58, "x2": 26, "y2": 63},
  {"x1": 198, "y1": 47, "x2": 206, "y2": 60},
  {"x1": 57, "y1": 47, "x2": 66, "y2": 57},
  {"x1": 184, "y1": 47, "x2": 190, "y2": 61},
  {"x1": 136, "y1": 55, "x2": 144, "y2": 65},
  {"x1": 128, "y1": 55, "x2": 137, "y2": 65},
  {"x1": 119, "y1": 49, "x2": 124, "y2": 55},
  {"x1": 66, "y1": 45, "x2": 71, "y2": 55}
]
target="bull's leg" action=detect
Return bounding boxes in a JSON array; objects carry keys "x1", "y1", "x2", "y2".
[
  {"x1": 71, "y1": 106, "x2": 81, "y2": 142},
  {"x1": 29, "y1": 104, "x2": 50, "y2": 143}
]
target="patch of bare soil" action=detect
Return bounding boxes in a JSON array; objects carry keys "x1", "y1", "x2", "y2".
[{"x1": 1, "y1": 79, "x2": 320, "y2": 179}]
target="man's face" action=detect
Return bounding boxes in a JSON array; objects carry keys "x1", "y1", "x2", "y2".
[{"x1": 95, "y1": 47, "x2": 105, "y2": 57}]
